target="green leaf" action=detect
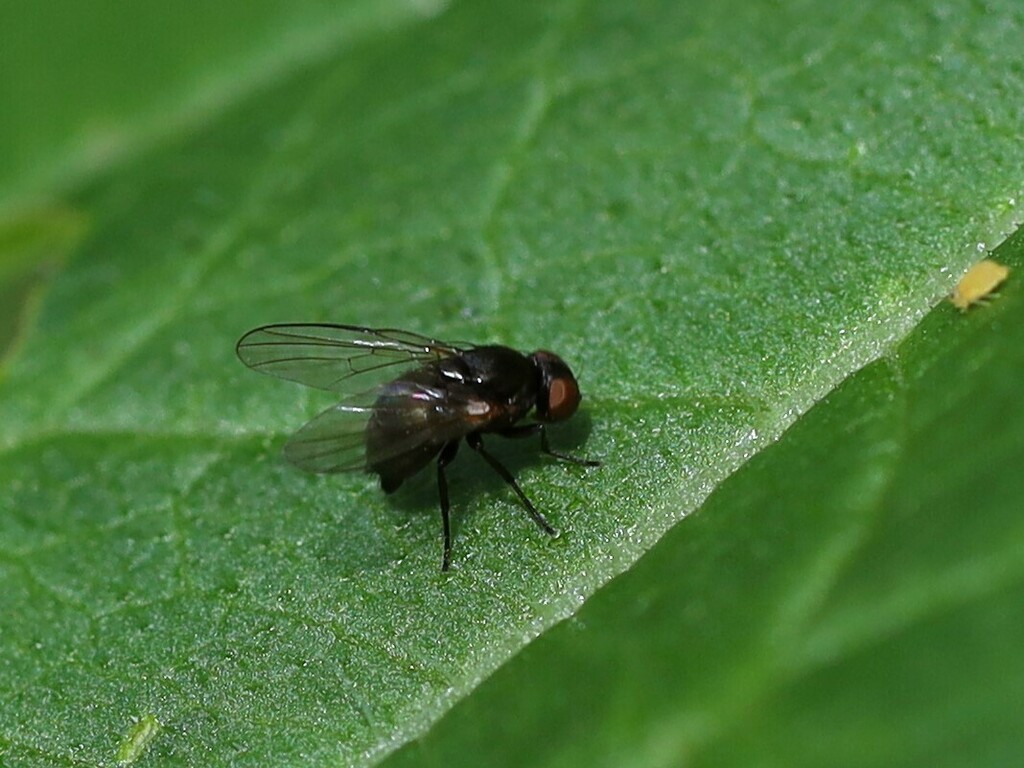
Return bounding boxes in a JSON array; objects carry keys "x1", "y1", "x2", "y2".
[
  {"x1": 1, "y1": 1, "x2": 1022, "y2": 766},
  {"x1": 385, "y1": 227, "x2": 1024, "y2": 768}
]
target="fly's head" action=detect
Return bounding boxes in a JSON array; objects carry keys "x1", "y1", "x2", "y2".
[{"x1": 529, "y1": 350, "x2": 582, "y2": 422}]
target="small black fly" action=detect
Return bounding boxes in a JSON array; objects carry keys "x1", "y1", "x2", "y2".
[{"x1": 236, "y1": 324, "x2": 599, "y2": 570}]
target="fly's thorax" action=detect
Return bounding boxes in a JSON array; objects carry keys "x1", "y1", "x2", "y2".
[{"x1": 448, "y1": 346, "x2": 539, "y2": 405}]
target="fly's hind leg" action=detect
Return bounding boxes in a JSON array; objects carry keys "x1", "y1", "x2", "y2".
[
  {"x1": 466, "y1": 433, "x2": 557, "y2": 536},
  {"x1": 436, "y1": 440, "x2": 460, "y2": 571}
]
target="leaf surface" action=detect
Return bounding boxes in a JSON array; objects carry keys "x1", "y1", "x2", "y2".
[{"x1": 1, "y1": 1, "x2": 1022, "y2": 765}]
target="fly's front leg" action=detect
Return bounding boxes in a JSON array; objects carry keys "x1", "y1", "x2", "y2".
[
  {"x1": 436, "y1": 441, "x2": 460, "y2": 571},
  {"x1": 466, "y1": 433, "x2": 557, "y2": 536},
  {"x1": 497, "y1": 423, "x2": 601, "y2": 467}
]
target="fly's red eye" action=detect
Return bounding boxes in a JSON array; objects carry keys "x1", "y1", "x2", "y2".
[
  {"x1": 529, "y1": 350, "x2": 583, "y2": 423},
  {"x1": 546, "y1": 375, "x2": 580, "y2": 421}
]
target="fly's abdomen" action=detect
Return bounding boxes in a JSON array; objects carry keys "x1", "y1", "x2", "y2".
[{"x1": 364, "y1": 380, "x2": 447, "y2": 492}]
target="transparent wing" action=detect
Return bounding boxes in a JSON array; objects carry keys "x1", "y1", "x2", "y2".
[
  {"x1": 281, "y1": 401, "x2": 373, "y2": 474},
  {"x1": 282, "y1": 381, "x2": 495, "y2": 474},
  {"x1": 236, "y1": 323, "x2": 466, "y2": 394}
]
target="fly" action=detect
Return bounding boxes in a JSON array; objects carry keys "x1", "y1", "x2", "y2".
[{"x1": 236, "y1": 323, "x2": 599, "y2": 571}]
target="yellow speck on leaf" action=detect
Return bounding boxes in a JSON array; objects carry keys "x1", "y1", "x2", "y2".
[{"x1": 950, "y1": 259, "x2": 1010, "y2": 311}]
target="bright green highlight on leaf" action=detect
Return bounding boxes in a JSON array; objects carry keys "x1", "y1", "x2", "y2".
[
  {"x1": 116, "y1": 714, "x2": 162, "y2": 765},
  {"x1": 0, "y1": 206, "x2": 87, "y2": 363},
  {"x1": 0, "y1": 206, "x2": 88, "y2": 282},
  {"x1": 1, "y1": 0, "x2": 1023, "y2": 766}
]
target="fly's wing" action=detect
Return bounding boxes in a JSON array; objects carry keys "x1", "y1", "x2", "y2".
[
  {"x1": 236, "y1": 324, "x2": 491, "y2": 475},
  {"x1": 280, "y1": 396, "x2": 375, "y2": 474},
  {"x1": 282, "y1": 380, "x2": 496, "y2": 474},
  {"x1": 236, "y1": 323, "x2": 464, "y2": 393}
]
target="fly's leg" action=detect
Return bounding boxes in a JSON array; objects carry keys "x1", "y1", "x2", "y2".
[
  {"x1": 436, "y1": 440, "x2": 460, "y2": 571},
  {"x1": 496, "y1": 423, "x2": 601, "y2": 467},
  {"x1": 466, "y1": 433, "x2": 557, "y2": 536}
]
